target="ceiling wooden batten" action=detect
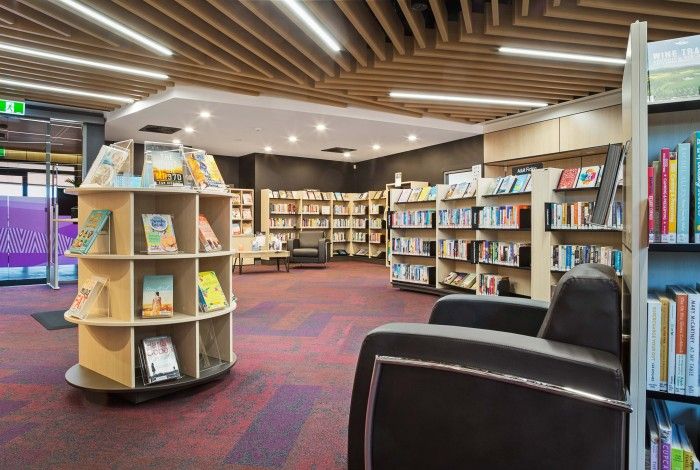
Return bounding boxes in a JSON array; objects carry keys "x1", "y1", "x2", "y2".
[{"x1": 0, "y1": 0, "x2": 691, "y2": 121}]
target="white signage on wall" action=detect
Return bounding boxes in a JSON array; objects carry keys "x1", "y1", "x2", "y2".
[{"x1": 394, "y1": 172, "x2": 402, "y2": 187}]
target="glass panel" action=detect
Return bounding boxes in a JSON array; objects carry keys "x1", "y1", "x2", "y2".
[{"x1": 0, "y1": 183, "x2": 21, "y2": 197}]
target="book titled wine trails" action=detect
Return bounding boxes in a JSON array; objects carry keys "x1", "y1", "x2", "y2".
[
  {"x1": 69, "y1": 210, "x2": 111, "y2": 255},
  {"x1": 142, "y1": 275, "x2": 174, "y2": 318}
]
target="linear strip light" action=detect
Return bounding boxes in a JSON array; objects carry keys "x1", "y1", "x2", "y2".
[
  {"x1": 53, "y1": 0, "x2": 173, "y2": 56},
  {"x1": 0, "y1": 43, "x2": 168, "y2": 79},
  {"x1": 498, "y1": 46, "x2": 626, "y2": 66},
  {"x1": 280, "y1": 0, "x2": 342, "y2": 52},
  {"x1": 0, "y1": 78, "x2": 134, "y2": 103},
  {"x1": 389, "y1": 91, "x2": 548, "y2": 108}
]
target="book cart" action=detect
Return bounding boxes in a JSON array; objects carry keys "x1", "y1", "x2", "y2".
[{"x1": 63, "y1": 186, "x2": 236, "y2": 403}]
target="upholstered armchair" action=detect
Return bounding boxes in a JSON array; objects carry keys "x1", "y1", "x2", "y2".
[
  {"x1": 348, "y1": 264, "x2": 630, "y2": 470},
  {"x1": 289, "y1": 230, "x2": 329, "y2": 265}
]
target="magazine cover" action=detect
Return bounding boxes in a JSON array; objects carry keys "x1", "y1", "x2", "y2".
[
  {"x1": 185, "y1": 150, "x2": 226, "y2": 190},
  {"x1": 557, "y1": 168, "x2": 581, "y2": 189},
  {"x1": 197, "y1": 271, "x2": 228, "y2": 312},
  {"x1": 67, "y1": 276, "x2": 107, "y2": 319},
  {"x1": 231, "y1": 193, "x2": 241, "y2": 204},
  {"x1": 140, "y1": 336, "x2": 181, "y2": 384},
  {"x1": 142, "y1": 275, "x2": 174, "y2": 318},
  {"x1": 242, "y1": 192, "x2": 253, "y2": 205},
  {"x1": 151, "y1": 150, "x2": 184, "y2": 187},
  {"x1": 142, "y1": 214, "x2": 178, "y2": 253},
  {"x1": 82, "y1": 145, "x2": 129, "y2": 187},
  {"x1": 232, "y1": 222, "x2": 241, "y2": 235},
  {"x1": 69, "y1": 209, "x2": 111, "y2": 254},
  {"x1": 511, "y1": 174, "x2": 530, "y2": 193},
  {"x1": 648, "y1": 35, "x2": 700, "y2": 103},
  {"x1": 576, "y1": 166, "x2": 601, "y2": 188},
  {"x1": 198, "y1": 214, "x2": 222, "y2": 252}
]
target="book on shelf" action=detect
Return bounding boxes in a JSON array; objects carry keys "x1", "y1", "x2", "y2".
[
  {"x1": 651, "y1": 399, "x2": 673, "y2": 470},
  {"x1": 483, "y1": 179, "x2": 499, "y2": 195},
  {"x1": 438, "y1": 207, "x2": 473, "y2": 228},
  {"x1": 391, "y1": 209, "x2": 435, "y2": 228},
  {"x1": 242, "y1": 192, "x2": 253, "y2": 205},
  {"x1": 648, "y1": 34, "x2": 700, "y2": 104},
  {"x1": 686, "y1": 131, "x2": 700, "y2": 243},
  {"x1": 66, "y1": 276, "x2": 107, "y2": 319},
  {"x1": 150, "y1": 149, "x2": 185, "y2": 187},
  {"x1": 557, "y1": 167, "x2": 580, "y2": 190},
  {"x1": 668, "y1": 286, "x2": 688, "y2": 395},
  {"x1": 551, "y1": 245, "x2": 622, "y2": 275},
  {"x1": 669, "y1": 151, "x2": 679, "y2": 243},
  {"x1": 232, "y1": 208, "x2": 241, "y2": 219},
  {"x1": 142, "y1": 275, "x2": 174, "y2": 318},
  {"x1": 679, "y1": 424, "x2": 700, "y2": 470},
  {"x1": 648, "y1": 400, "x2": 700, "y2": 470},
  {"x1": 477, "y1": 274, "x2": 509, "y2": 296},
  {"x1": 392, "y1": 237, "x2": 435, "y2": 256},
  {"x1": 198, "y1": 214, "x2": 222, "y2": 252},
  {"x1": 439, "y1": 239, "x2": 473, "y2": 261},
  {"x1": 242, "y1": 222, "x2": 253, "y2": 235},
  {"x1": 231, "y1": 192, "x2": 242, "y2": 204},
  {"x1": 524, "y1": 177, "x2": 533, "y2": 193},
  {"x1": 139, "y1": 335, "x2": 181, "y2": 385},
  {"x1": 396, "y1": 188, "x2": 411, "y2": 203},
  {"x1": 185, "y1": 150, "x2": 226, "y2": 191},
  {"x1": 495, "y1": 175, "x2": 516, "y2": 194},
  {"x1": 391, "y1": 263, "x2": 433, "y2": 284},
  {"x1": 197, "y1": 271, "x2": 228, "y2": 312},
  {"x1": 355, "y1": 247, "x2": 369, "y2": 256},
  {"x1": 232, "y1": 222, "x2": 241, "y2": 235},
  {"x1": 69, "y1": 209, "x2": 111, "y2": 254},
  {"x1": 545, "y1": 201, "x2": 623, "y2": 230},
  {"x1": 242, "y1": 208, "x2": 252, "y2": 220},
  {"x1": 575, "y1": 165, "x2": 601, "y2": 189},
  {"x1": 82, "y1": 145, "x2": 130, "y2": 187},
  {"x1": 445, "y1": 182, "x2": 461, "y2": 199},
  {"x1": 476, "y1": 205, "x2": 530, "y2": 229},
  {"x1": 442, "y1": 271, "x2": 477, "y2": 290},
  {"x1": 649, "y1": 166, "x2": 657, "y2": 243},
  {"x1": 676, "y1": 143, "x2": 691, "y2": 243},
  {"x1": 477, "y1": 241, "x2": 530, "y2": 268},
  {"x1": 592, "y1": 143, "x2": 625, "y2": 226},
  {"x1": 408, "y1": 188, "x2": 422, "y2": 202},
  {"x1": 510, "y1": 174, "x2": 530, "y2": 193},
  {"x1": 142, "y1": 214, "x2": 178, "y2": 254},
  {"x1": 426, "y1": 186, "x2": 438, "y2": 201}
]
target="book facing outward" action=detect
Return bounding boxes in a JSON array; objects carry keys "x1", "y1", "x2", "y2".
[
  {"x1": 69, "y1": 210, "x2": 111, "y2": 255},
  {"x1": 142, "y1": 214, "x2": 178, "y2": 254},
  {"x1": 140, "y1": 336, "x2": 181, "y2": 384},
  {"x1": 82, "y1": 145, "x2": 129, "y2": 187},
  {"x1": 142, "y1": 275, "x2": 174, "y2": 318},
  {"x1": 575, "y1": 165, "x2": 601, "y2": 189},
  {"x1": 557, "y1": 167, "x2": 580, "y2": 190},
  {"x1": 67, "y1": 276, "x2": 107, "y2": 319},
  {"x1": 151, "y1": 150, "x2": 184, "y2": 187},
  {"x1": 197, "y1": 271, "x2": 228, "y2": 312},
  {"x1": 198, "y1": 214, "x2": 222, "y2": 252},
  {"x1": 511, "y1": 174, "x2": 530, "y2": 193},
  {"x1": 185, "y1": 150, "x2": 226, "y2": 191}
]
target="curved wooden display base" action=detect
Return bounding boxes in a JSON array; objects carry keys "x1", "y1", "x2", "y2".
[
  {"x1": 64, "y1": 305, "x2": 236, "y2": 327},
  {"x1": 65, "y1": 353, "x2": 237, "y2": 404}
]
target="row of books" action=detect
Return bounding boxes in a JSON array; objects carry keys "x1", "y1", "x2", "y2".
[
  {"x1": 369, "y1": 219, "x2": 384, "y2": 229},
  {"x1": 334, "y1": 206, "x2": 349, "y2": 215},
  {"x1": 230, "y1": 191, "x2": 253, "y2": 205},
  {"x1": 370, "y1": 204, "x2": 384, "y2": 214},
  {"x1": 483, "y1": 174, "x2": 531, "y2": 195},
  {"x1": 648, "y1": 132, "x2": 700, "y2": 243},
  {"x1": 269, "y1": 218, "x2": 296, "y2": 228},
  {"x1": 332, "y1": 233, "x2": 346, "y2": 242},
  {"x1": 356, "y1": 190, "x2": 388, "y2": 200},
  {"x1": 352, "y1": 233, "x2": 367, "y2": 242},
  {"x1": 476, "y1": 241, "x2": 530, "y2": 267},
  {"x1": 232, "y1": 207, "x2": 253, "y2": 220},
  {"x1": 551, "y1": 245, "x2": 622, "y2": 275},
  {"x1": 275, "y1": 232, "x2": 296, "y2": 243},
  {"x1": 268, "y1": 190, "x2": 387, "y2": 201},
  {"x1": 477, "y1": 274, "x2": 510, "y2": 296},
  {"x1": 391, "y1": 210, "x2": 435, "y2": 228},
  {"x1": 301, "y1": 218, "x2": 329, "y2": 228},
  {"x1": 369, "y1": 233, "x2": 384, "y2": 243},
  {"x1": 647, "y1": 286, "x2": 700, "y2": 396},
  {"x1": 270, "y1": 203, "x2": 297, "y2": 214},
  {"x1": 302, "y1": 204, "x2": 330, "y2": 215},
  {"x1": 444, "y1": 180, "x2": 477, "y2": 200},
  {"x1": 395, "y1": 186, "x2": 438, "y2": 203},
  {"x1": 477, "y1": 205, "x2": 530, "y2": 229},
  {"x1": 441, "y1": 271, "x2": 477, "y2": 290},
  {"x1": 556, "y1": 165, "x2": 606, "y2": 190},
  {"x1": 232, "y1": 221, "x2": 253, "y2": 236},
  {"x1": 438, "y1": 208, "x2": 473, "y2": 228},
  {"x1": 355, "y1": 248, "x2": 370, "y2": 256},
  {"x1": 352, "y1": 219, "x2": 367, "y2": 228},
  {"x1": 647, "y1": 399, "x2": 699, "y2": 470},
  {"x1": 333, "y1": 219, "x2": 350, "y2": 228},
  {"x1": 545, "y1": 201, "x2": 623, "y2": 230},
  {"x1": 353, "y1": 205, "x2": 367, "y2": 214},
  {"x1": 391, "y1": 237, "x2": 434, "y2": 256},
  {"x1": 391, "y1": 263, "x2": 433, "y2": 284},
  {"x1": 438, "y1": 239, "x2": 470, "y2": 260}
]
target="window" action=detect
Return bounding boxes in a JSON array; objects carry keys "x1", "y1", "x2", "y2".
[{"x1": 444, "y1": 169, "x2": 473, "y2": 185}]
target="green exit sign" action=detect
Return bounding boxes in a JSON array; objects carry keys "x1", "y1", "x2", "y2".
[
  {"x1": 0, "y1": 99, "x2": 25, "y2": 115},
  {"x1": 0, "y1": 148, "x2": 5, "y2": 158}
]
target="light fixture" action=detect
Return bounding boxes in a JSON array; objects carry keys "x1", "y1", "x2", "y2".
[
  {"x1": 172, "y1": 138, "x2": 181, "y2": 144},
  {"x1": 184, "y1": 126, "x2": 194, "y2": 133},
  {"x1": 0, "y1": 78, "x2": 134, "y2": 103},
  {"x1": 264, "y1": 145, "x2": 272, "y2": 153},
  {"x1": 407, "y1": 134, "x2": 417, "y2": 142},
  {"x1": 199, "y1": 111, "x2": 211, "y2": 118},
  {"x1": 0, "y1": 42, "x2": 168, "y2": 79},
  {"x1": 389, "y1": 91, "x2": 548, "y2": 108},
  {"x1": 498, "y1": 46, "x2": 626, "y2": 66},
  {"x1": 343, "y1": 151, "x2": 351, "y2": 157},
  {"x1": 372, "y1": 144, "x2": 381, "y2": 151},
  {"x1": 288, "y1": 135, "x2": 298, "y2": 143},
  {"x1": 54, "y1": 0, "x2": 173, "y2": 56},
  {"x1": 280, "y1": 0, "x2": 342, "y2": 52},
  {"x1": 315, "y1": 123, "x2": 327, "y2": 132}
]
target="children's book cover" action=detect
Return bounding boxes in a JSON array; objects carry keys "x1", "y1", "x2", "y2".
[
  {"x1": 142, "y1": 214, "x2": 178, "y2": 253},
  {"x1": 70, "y1": 209, "x2": 111, "y2": 254},
  {"x1": 142, "y1": 275, "x2": 174, "y2": 318}
]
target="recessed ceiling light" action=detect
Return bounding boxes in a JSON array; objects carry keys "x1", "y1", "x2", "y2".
[
  {"x1": 54, "y1": 0, "x2": 173, "y2": 56},
  {"x1": 264, "y1": 145, "x2": 272, "y2": 153},
  {"x1": 288, "y1": 135, "x2": 298, "y2": 143},
  {"x1": 172, "y1": 138, "x2": 181, "y2": 144},
  {"x1": 407, "y1": 134, "x2": 417, "y2": 142},
  {"x1": 184, "y1": 126, "x2": 194, "y2": 133},
  {"x1": 498, "y1": 46, "x2": 626, "y2": 66},
  {"x1": 199, "y1": 111, "x2": 211, "y2": 118},
  {"x1": 372, "y1": 144, "x2": 381, "y2": 151},
  {"x1": 0, "y1": 42, "x2": 168, "y2": 79},
  {"x1": 315, "y1": 123, "x2": 327, "y2": 132},
  {"x1": 280, "y1": 0, "x2": 342, "y2": 52},
  {"x1": 389, "y1": 91, "x2": 548, "y2": 108},
  {"x1": 343, "y1": 151, "x2": 351, "y2": 157},
  {"x1": 0, "y1": 78, "x2": 134, "y2": 103}
]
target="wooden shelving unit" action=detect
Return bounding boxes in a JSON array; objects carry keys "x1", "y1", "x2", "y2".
[{"x1": 63, "y1": 187, "x2": 236, "y2": 403}]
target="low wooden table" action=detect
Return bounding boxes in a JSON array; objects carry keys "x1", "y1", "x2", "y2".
[{"x1": 233, "y1": 249, "x2": 290, "y2": 274}]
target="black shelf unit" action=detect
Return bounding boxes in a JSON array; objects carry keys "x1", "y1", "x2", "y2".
[
  {"x1": 646, "y1": 391, "x2": 700, "y2": 405},
  {"x1": 649, "y1": 243, "x2": 700, "y2": 253},
  {"x1": 648, "y1": 98, "x2": 700, "y2": 114},
  {"x1": 547, "y1": 228, "x2": 623, "y2": 233}
]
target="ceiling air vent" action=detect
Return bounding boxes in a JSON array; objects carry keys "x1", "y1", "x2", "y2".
[
  {"x1": 138, "y1": 124, "x2": 181, "y2": 134},
  {"x1": 322, "y1": 147, "x2": 356, "y2": 153}
]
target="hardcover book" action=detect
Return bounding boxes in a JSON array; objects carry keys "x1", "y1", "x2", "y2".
[
  {"x1": 661, "y1": 148, "x2": 671, "y2": 242},
  {"x1": 232, "y1": 207, "x2": 241, "y2": 219},
  {"x1": 198, "y1": 271, "x2": 228, "y2": 312},
  {"x1": 668, "y1": 152, "x2": 678, "y2": 243},
  {"x1": 408, "y1": 188, "x2": 422, "y2": 202},
  {"x1": 142, "y1": 275, "x2": 174, "y2": 318},
  {"x1": 465, "y1": 181, "x2": 478, "y2": 197},
  {"x1": 69, "y1": 209, "x2": 111, "y2": 254},
  {"x1": 452, "y1": 182, "x2": 469, "y2": 199},
  {"x1": 557, "y1": 167, "x2": 580, "y2": 190},
  {"x1": 648, "y1": 34, "x2": 700, "y2": 104},
  {"x1": 185, "y1": 150, "x2": 226, "y2": 190},
  {"x1": 242, "y1": 192, "x2": 253, "y2": 205},
  {"x1": 140, "y1": 336, "x2": 181, "y2": 384},
  {"x1": 496, "y1": 176, "x2": 515, "y2": 194},
  {"x1": 242, "y1": 208, "x2": 252, "y2": 220},
  {"x1": 198, "y1": 214, "x2": 222, "y2": 252},
  {"x1": 82, "y1": 145, "x2": 129, "y2": 187},
  {"x1": 397, "y1": 188, "x2": 411, "y2": 203},
  {"x1": 66, "y1": 276, "x2": 107, "y2": 319},
  {"x1": 232, "y1": 222, "x2": 241, "y2": 235},
  {"x1": 676, "y1": 143, "x2": 691, "y2": 243},
  {"x1": 575, "y1": 165, "x2": 601, "y2": 189},
  {"x1": 444, "y1": 184, "x2": 457, "y2": 200},
  {"x1": 427, "y1": 186, "x2": 438, "y2": 201},
  {"x1": 151, "y1": 150, "x2": 184, "y2": 187},
  {"x1": 685, "y1": 131, "x2": 700, "y2": 242},
  {"x1": 142, "y1": 214, "x2": 178, "y2": 254},
  {"x1": 511, "y1": 174, "x2": 530, "y2": 193},
  {"x1": 231, "y1": 193, "x2": 241, "y2": 204}
]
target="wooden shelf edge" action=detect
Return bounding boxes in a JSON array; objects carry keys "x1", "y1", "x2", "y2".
[
  {"x1": 646, "y1": 390, "x2": 700, "y2": 405},
  {"x1": 64, "y1": 305, "x2": 237, "y2": 327},
  {"x1": 64, "y1": 250, "x2": 235, "y2": 260}
]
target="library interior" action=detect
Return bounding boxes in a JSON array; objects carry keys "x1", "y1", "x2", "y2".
[{"x1": 0, "y1": 2, "x2": 698, "y2": 470}]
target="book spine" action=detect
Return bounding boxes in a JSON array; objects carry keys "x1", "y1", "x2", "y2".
[
  {"x1": 677, "y1": 143, "x2": 691, "y2": 243},
  {"x1": 648, "y1": 299, "x2": 662, "y2": 391},
  {"x1": 661, "y1": 298, "x2": 669, "y2": 391},
  {"x1": 668, "y1": 301, "x2": 677, "y2": 394},
  {"x1": 650, "y1": 166, "x2": 656, "y2": 243},
  {"x1": 669, "y1": 155, "x2": 678, "y2": 243},
  {"x1": 688, "y1": 292, "x2": 699, "y2": 397},
  {"x1": 662, "y1": 148, "x2": 670, "y2": 243},
  {"x1": 676, "y1": 294, "x2": 688, "y2": 395},
  {"x1": 694, "y1": 133, "x2": 700, "y2": 243}
]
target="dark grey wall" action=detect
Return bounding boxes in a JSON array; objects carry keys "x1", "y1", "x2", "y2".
[
  {"x1": 82, "y1": 123, "x2": 105, "y2": 177},
  {"x1": 356, "y1": 135, "x2": 484, "y2": 187}
]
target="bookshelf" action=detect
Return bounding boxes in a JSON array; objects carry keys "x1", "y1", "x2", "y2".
[
  {"x1": 385, "y1": 180, "x2": 428, "y2": 267},
  {"x1": 229, "y1": 187, "x2": 254, "y2": 266},
  {"x1": 623, "y1": 22, "x2": 700, "y2": 469},
  {"x1": 63, "y1": 187, "x2": 235, "y2": 403}
]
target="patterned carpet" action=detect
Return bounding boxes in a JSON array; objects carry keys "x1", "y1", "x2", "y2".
[{"x1": 0, "y1": 261, "x2": 434, "y2": 469}]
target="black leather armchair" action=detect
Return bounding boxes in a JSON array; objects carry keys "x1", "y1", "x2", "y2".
[
  {"x1": 348, "y1": 264, "x2": 630, "y2": 470},
  {"x1": 289, "y1": 230, "x2": 328, "y2": 265}
]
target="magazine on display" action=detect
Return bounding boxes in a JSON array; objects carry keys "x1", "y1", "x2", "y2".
[
  {"x1": 185, "y1": 150, "x2": 226, "y2": 191},
  {"x1": 139, "y1": 335, "x2": 181, "y2": 384},
  {"x1": 66, "y1": 276, "x2": 107, "y2": 319},
  {"x1": 82, "y1": 145, "x2": 130, "y2": 187},
  {"x1": 69, "y1": 209, "x2": 111, "y2": 254},
  {"x1": 198, "y1": 214, "x2": 222, "y2": 252},
  {"x1": 197, "y1": 271, "x2": 228, "y2": 312},
  {"x1": 142, "y1": 214, "x2": 179, "y2": 254},
  {"x1": 141, "y1": 275, "x2": 174, "y2": 318},
  {"x1": 150, "y1": 149, "x2": 185, "y2": 187}
]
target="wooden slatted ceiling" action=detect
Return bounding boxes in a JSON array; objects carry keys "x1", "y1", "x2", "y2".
[{"x1": 0, "y1": 0, "x2": 693, "y2": 120}]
